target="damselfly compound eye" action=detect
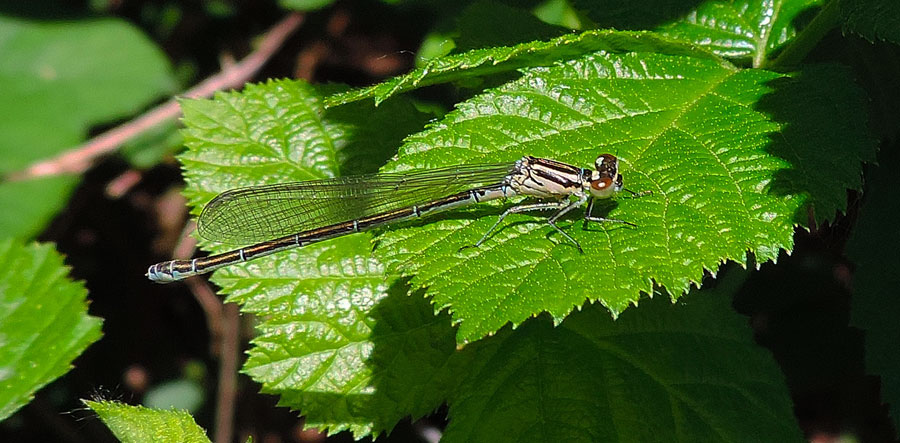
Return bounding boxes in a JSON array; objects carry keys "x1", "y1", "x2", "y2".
[
  {"x1": 594, "y1": 154, "x2": 618, "y2": 174},
  {"x1": 591, "y1": 177, "x2": 612, "y2": 190}
]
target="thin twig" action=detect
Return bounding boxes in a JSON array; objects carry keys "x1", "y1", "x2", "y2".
[
  {"x1": 174, "y1": 221, "x2": 225, "y2": 342},
  {"x1": 7, "y1": 12, "x2": 304, "y2": 182},
  {"x1": 213, "y1": 302, "x2": 241, "y2": 443}
]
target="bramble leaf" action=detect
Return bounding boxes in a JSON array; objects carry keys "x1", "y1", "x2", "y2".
[
  {"x1": 444, "y1": 271, "x2": 803, "y2": 442},
  {"x1": 324, "y1": 30, "x2": 714, "y2": 107},
  {"x1": 86, "y1": 401, "x2": 210, "y2": 443},
  {"x1": 574, "y1": 0, "x2": 825, "y2": 64},
  {"x1": 847, "y1": 146, "x2": 900, "y2": 432},
  {"x1": 376, "y1": 53, "x2": 873, "y2": 343},
  {"x1": 842, "y1": 0, "x2": 900, "y2": 44},
  {"x1": 179, "y1": 80, "x2": 444, "y2": 437},
  {"x1": 0, "y1": 240, "x2": 102, "y2": 420},
  {"x1": 176, "y1": 34, "x2": 871, "y2": 438}
]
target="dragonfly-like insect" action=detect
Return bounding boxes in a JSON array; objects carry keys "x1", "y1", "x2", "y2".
[{"x1": 147, "y1": 154, "x2": 647, "y2": 283}]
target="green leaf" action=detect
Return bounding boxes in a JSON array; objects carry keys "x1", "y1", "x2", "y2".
[
  {"x1": 324, "y1": 30, "x2": 716, "y2": 107},
  {"x1": 0, "y1": 14, "x2": 175, "y2": 240},
  {"x1": 174, "y1": 50, "x2": 871, "y2": 438},
  {"x1": 0, "y1": 240, "x2": 103, "y2": 420},
  {"x1": 453, "y1": 0, "x2": 567, "y2": 52},
  {"x1": 178, "y1": 80, "x2": 453, "y2": 437},
  {"x1": 847, "y1": 146, "x2": 900, "y2": 432},
  {"x1": 842, "y1": 0, "x2": 900, "y2": 44},
  {"x1": 0, "y1": 14, "x2": 175, "y2": 173},
  {"x1": 278, "y1": 0, "x2": 335, "y2": 11},
  {"x1": 569, "y1": 0, "x2": 701, "y2": 30},
  {"x1": 569, "y1": 0, "x2": 824, "y2": 65},
  {"x1": 231, "y1": 235, "x2": 464, "y2": 438},
  {"x1": 179, "y1": 79, "x2": 432, "y2": 223},
  {"x1": 376, "y1": 53, "x2": 874, "y2": 343},
  {"x1": 654, "y1": 0, "x2": 824, "y2": 64},
  {"x1": 85, "y1": 400, "x2": 210, "y2": 443},
  {"x1": 444, "y1": 270, "x2": 803, "y2": 442},
  {"x1": 0, "y1": 176, "x2": 78, "y2": 241}
]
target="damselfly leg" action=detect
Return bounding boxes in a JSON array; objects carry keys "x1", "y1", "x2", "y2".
[
  {"x1": 469, "y1": 192, "x2": 637, "y2": 253},
  {"x1": 468, "y1": 200, "x2": 572, "y2": 250},
  {"x1": 581, "y1": 197, "x2": 637, "y2": 230}
]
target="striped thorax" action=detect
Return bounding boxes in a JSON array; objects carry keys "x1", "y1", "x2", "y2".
[{"x1": 508, "y1": 154, "x2": 623, "y2": 199}]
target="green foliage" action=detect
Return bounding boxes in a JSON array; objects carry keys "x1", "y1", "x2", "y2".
[
  {"x1": 279, "y1": 0, "x2": 335, "y2": 11},
  {"x1": 842, "y1": 0, "x2": 900, "y2": 44},
  {"x1": 231, "y1": 236, "x2": 463, "y2": 437},
  {"x1": 847, "y1": 147, "x2": 900, "y2": 432},
  {"x1": 0, "y1": 176, "x2": 77, "y2": 240},
  {"x1": 325, "y1": 30, "x2": 714, "y2": 107},
  {"x1": 25, "y1": 0, "x2": 882, "y2": 440},
  {"x1": 0, "y1": 15, "x2": 175, "y2": 172},
  {"x1": 0, "y1": 14, "x2": 175, "y2": 240},
  {"x1": 176, "y1": 17, "x2": 874, "y2": 436},
  {"x1": 453, "y1": 1, "x2": 567, "y2": 51},
  {"x1": 86, "y1": 400, "x2": 210, "y2": 443},
  {"x1": 0, "y1": 240, "x2": 102, "y2": 420},
  {"x1": 377, "y1": 55, "x2": 871, "y2": 342},
  {"x1": 442, "y1": 271, "x2": 802, "y2": 442},
  {"x1": 654, "y1": 0, "x2": 824, "y2": 64}
]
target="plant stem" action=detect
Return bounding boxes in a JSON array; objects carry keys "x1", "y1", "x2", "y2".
[
  {"x1": 766, "y1": 0, "x2": 841, "y2": 70},
  {"x1": 6, "y1": 12, "x2": 304, "y2": 182}
]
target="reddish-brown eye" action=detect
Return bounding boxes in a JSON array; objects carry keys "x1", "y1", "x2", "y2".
[{"x1": 591, "y1": 178, "x2": 612, "y2": 190}]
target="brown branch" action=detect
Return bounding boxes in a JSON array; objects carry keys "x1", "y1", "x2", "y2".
[
  {"x1": 213, "y1": 302, "x2": 241, "y2": 443},
  {"x1": 7, "y1": 12, "x2": 304, "y2": 182}
]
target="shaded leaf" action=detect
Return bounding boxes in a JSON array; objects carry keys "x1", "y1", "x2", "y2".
[
  {"x1": 842, "y1": 0, "x2": 900, "y2": 44},
  {"x1": 847, "y1": 145, "x2": 900, "y2": 432},
  {"x1": 570, "y1": 0, "x2": 703, "y2": 30},
  {"x1": 454, "y1": 0, "x2": 567, "y2": 52}
]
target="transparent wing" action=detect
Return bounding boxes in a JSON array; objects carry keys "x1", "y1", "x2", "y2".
[{"x1": 197, "y1": 162, "x2": 517, "y2": 244}]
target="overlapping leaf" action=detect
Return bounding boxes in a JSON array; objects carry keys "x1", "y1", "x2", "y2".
[
  {"x1": 324, "y1": 30, "x2": 714, "y2": 107},
  {"x1": 376, "y1": 52, "x2": 873, "y2": 343}
]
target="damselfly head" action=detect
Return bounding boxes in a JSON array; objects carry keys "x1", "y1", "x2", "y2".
[{"x1": 589, "y1": 154, "x2": 623, "y2": 198}]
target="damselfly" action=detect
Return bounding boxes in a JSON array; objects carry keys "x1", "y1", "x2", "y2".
[{"x1": 147, "y1": 154, "x2": 645, "y2": 283}]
